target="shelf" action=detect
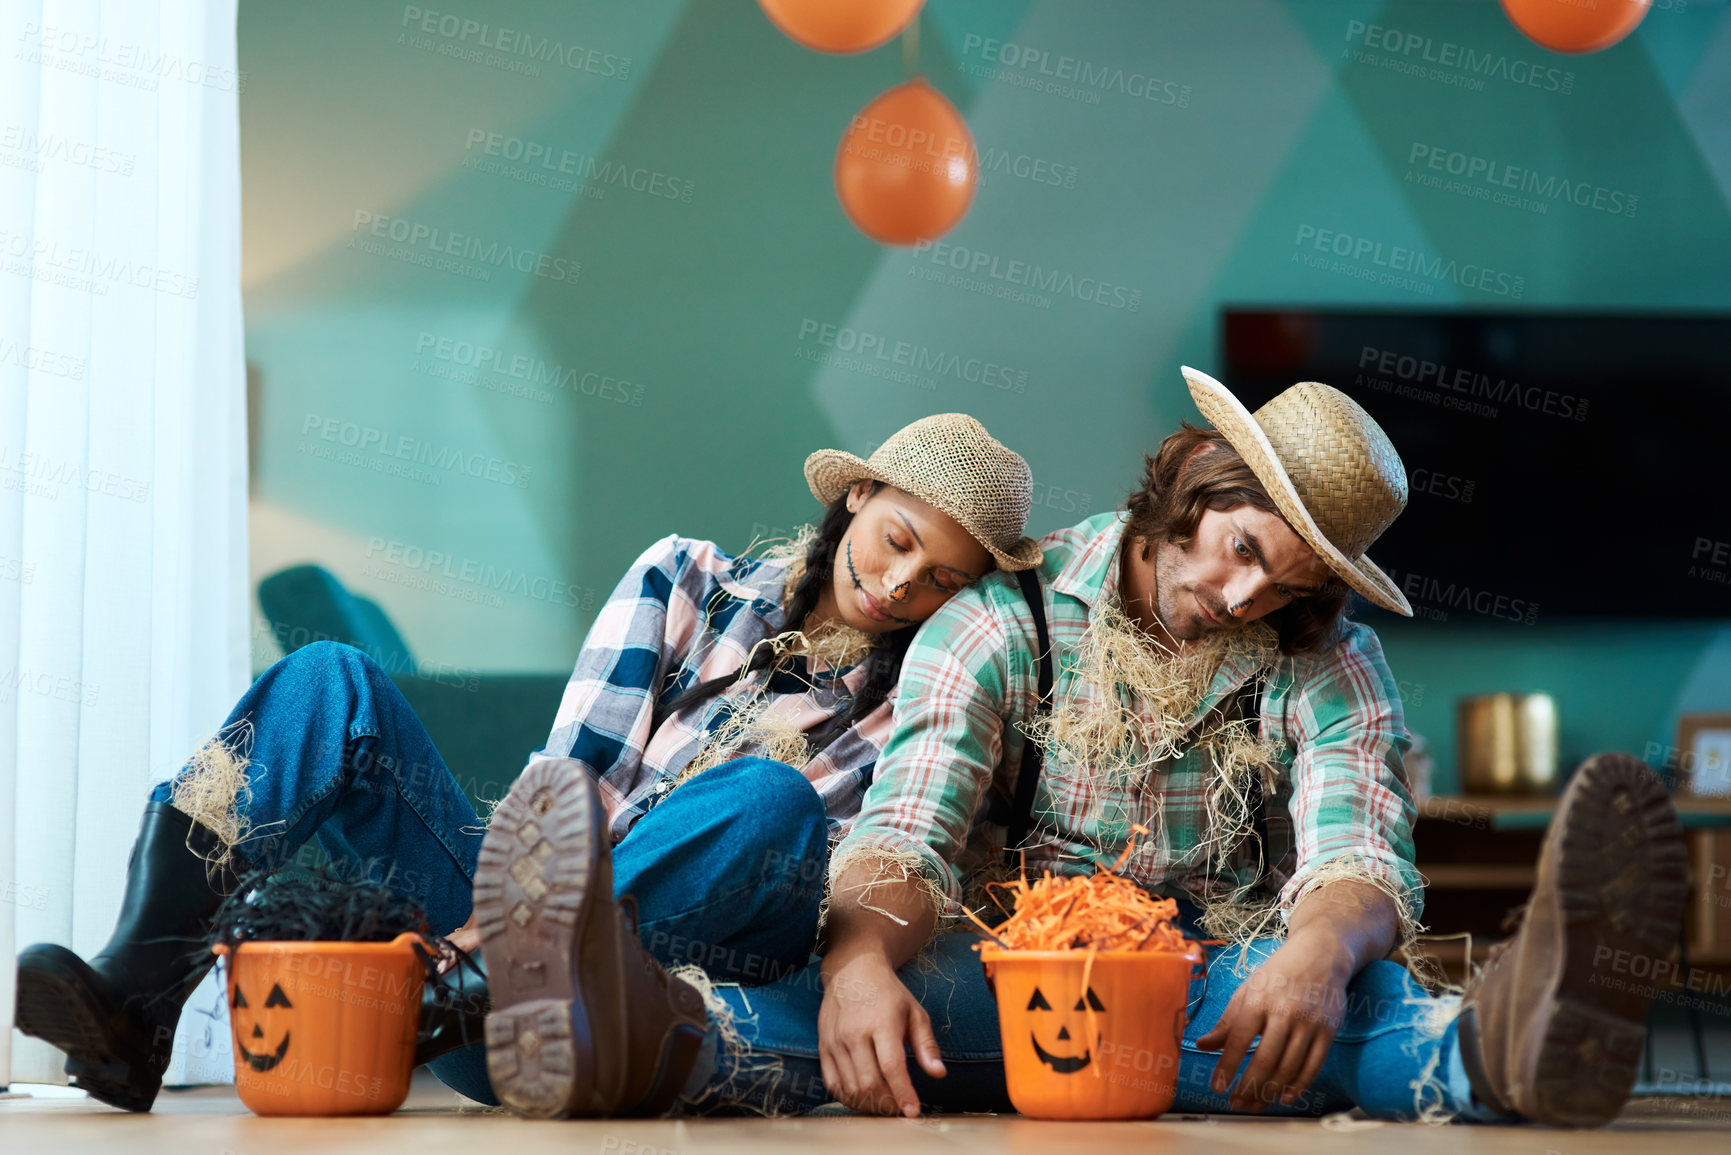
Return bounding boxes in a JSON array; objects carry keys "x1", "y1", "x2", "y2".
[
  {"x1": 1398, "y1": 938, "x2": 1731, "y2": 978},
  {"x1": 1420, "y1": 794, "x2": 1557, "y2": 814},
  {"x1": 1392, "y1": 936, "x2": 1504, "y2": 987},
  {"x1": 1417, "y1": 794, "x2": 1731, "y2": 831},
  {"x1": 1418, "y1": 864, "x2": 1537, "y2": 889}
]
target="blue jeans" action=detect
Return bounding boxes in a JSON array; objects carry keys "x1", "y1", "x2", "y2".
[
  {"x1": 152, "y1": 642, "x2": 829, "y2": 1104},
  {"x1": 692, "y1": 910, "x2": 1504, "y2": 1122}
]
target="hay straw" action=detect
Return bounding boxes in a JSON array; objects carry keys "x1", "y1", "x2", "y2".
[
  {"x1": 674, "y1": 524, "x2": 874, "y2": 786},
  {"x1": 1021, "y1": 591, "x2": 1284, "y2": 910},
  {"x1": 676, "y1": 694, "x2": 813, "y2": 787},
  {"x1": 1292, "y1": 856, "x2": 1426, "y2": 959},
  {"x1": 170, "y1": 719, "x2": 263, "y2": 874},
  {"x1": 459, "y1": 793, "x2": 504, "y2": 838},
  {"x1": 669, "y1": 964, "x2": 794, "y2": 1116},
  {"x1": 751, "y1": 523, "x2": 818, "y2": 567},
  {"x1": 1027, "y1": 594, "x2": 1278, "y2": 794},
  {"x1": 823, "y1": 844, "x2": 948, "y2": 934},
  {"x1": 1017, "y1": 590, "x2": 1298, "y2": 945},
  {"x1": 1199, "y1": 856, "x2": 1427, "y2": 978},
  {"x1": 1012, "y1": 590, "x2": 1428, "y2": 964},
  {"x1": 1402, "y1": 990, "x2": 1463, "y2": 1124},
  {"x1": 1321, "y1": 1110, "x2": 1383, "y2": 1130},
  {"x1": 755, "y1": 524, "x2": 880, "y2": 670}
]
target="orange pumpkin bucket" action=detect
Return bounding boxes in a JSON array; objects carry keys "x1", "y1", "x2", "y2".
[
  {"x1": 981, "y1": 944, "x2": 1202, "y2": 1120},
  {"x1": 213, "y1": 932, "x2": 428, "y2": 1116}
]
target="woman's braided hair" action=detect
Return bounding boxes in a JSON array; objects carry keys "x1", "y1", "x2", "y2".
[{"x1": 662, "y1": 483, "x2": 919, "y2": 725}]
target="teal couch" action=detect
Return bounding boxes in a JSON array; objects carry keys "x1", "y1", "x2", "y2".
[{"x1": 257, "y1": 564, "x2": 567, "y2": 815}]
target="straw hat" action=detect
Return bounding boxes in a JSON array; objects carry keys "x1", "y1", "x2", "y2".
[
  {"x1": 1181, "y1": 366, "x2": 1413, "y2": 617},
  {"x1": 805, "y1": 414, "x2": 1043, "y2": 572}
]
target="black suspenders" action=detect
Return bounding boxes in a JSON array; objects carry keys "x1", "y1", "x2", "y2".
[
  {"x1": 996, "y1": 567, "x2": 1276, "y2": 875},
  {"x1": 1002, "y1": 568, "x2": 1055, "y2": 865}
]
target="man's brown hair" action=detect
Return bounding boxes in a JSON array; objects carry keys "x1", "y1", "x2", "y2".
[{"x1": 1123, "y1": 423, "x2": 1350, "y2": 656}]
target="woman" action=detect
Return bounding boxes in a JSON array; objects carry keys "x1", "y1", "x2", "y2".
[{"x1": 12, "y1": 413, "x2": 1041, "y2": 1114}]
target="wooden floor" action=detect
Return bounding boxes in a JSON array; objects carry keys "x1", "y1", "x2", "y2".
[{"x1": 4, "y1": 1073, "x2": 1731, "y2": 1155}]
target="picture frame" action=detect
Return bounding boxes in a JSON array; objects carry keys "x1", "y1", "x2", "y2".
[{"x1": 1676, "y1": 714, "x2": 1731, "y2": 798}]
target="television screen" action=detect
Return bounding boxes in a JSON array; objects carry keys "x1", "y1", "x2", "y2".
[{"x1": 1221, "y1": 310, "x2": 1731, "y2": 621}]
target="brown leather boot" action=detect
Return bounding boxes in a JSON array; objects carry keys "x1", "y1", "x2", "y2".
[
  {"x1": 1457, "y1": 752, "x2": 1687, "y2": 1127},
  {"x1": 474, "y1": 758, "x2": 709, "y2": 1118}
]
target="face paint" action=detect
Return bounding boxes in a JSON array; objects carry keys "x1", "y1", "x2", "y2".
[{"x1": 845, "y1": 539, "x2": 917, "y2": 626}]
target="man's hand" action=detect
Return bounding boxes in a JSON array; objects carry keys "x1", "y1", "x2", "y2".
[
  {"x1": 1195, "y1": 874, "x2": 1402, "y2": 1112},
  {"x1": 1194, "y1": 931, "x2": 1349, "y2": 1111},
  {"x1": 439, "y1": 910, "x2": 480, "y2": 974},
  {"x1": 817, "y1": 856, "x2": 946, "y2": 1116},
  {"x1": 817, "y1": 948, "x2": 946, "y2": 1117}
]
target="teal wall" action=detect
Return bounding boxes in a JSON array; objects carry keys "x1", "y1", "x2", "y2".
[{"x1": 239, "y1": 0, "x2": 1731, "y2": 791}]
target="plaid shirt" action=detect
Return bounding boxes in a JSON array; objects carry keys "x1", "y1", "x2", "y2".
[
  {"x1": 529, "y1": 535, "x2": 895, "y2": 844},
  {"x1": 836, "y1": 511, "x2": 1421, "y2": 921}
]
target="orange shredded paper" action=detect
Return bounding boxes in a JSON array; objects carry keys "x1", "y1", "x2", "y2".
[{"x1": 968, "y1": 825, "x2": 1196, "y2": 954}]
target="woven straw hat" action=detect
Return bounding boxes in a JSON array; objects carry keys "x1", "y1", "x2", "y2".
[
  {"x1": 805, "y1": 414, "x2": 1043, "y2": 572},
  {"x1": 1181, "y1": 366, "x2": 1413, "y2": 617}
]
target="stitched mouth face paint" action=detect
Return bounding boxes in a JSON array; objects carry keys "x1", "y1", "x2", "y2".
[{"x1": 846, "y1": 539, "x2": 917, "y2": 626}]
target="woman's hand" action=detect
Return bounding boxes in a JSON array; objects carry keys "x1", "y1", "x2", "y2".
[
  {"x1": 817, "y1": 947, "x2": 945, "y2": 1117},
  {"x1": 1194, "y1": 930, "x2": 1350, "y2": 1111}
]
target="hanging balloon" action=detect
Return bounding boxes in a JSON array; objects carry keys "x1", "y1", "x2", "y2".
[
  {"x1": 1499, "y1": 0, "x2": 1650, "y2": 53},
  {"x1": 758, "y1": 0, "x2": 924, "y2": 54},
  {"x1": 835, "y1": 80, "x2": 977, "y2": 246}
]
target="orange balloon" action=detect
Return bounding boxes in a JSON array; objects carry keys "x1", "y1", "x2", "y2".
[
  {"x1": 835, "y1": 80, "x2": 977, "y2": 246},
  {"x1": 1500, "y1": 0, "x2": 1650, "y2": 53},
  {"x1": 758, "y1": 0, "x2": 923, "y2": 54}
]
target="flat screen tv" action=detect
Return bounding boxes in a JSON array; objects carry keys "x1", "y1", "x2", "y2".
[{"x1": 1221, "y1": 309, "x2": 1731, "y2": 621}]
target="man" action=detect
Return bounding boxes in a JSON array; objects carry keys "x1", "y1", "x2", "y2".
[
  {"x1": 469, "y1": 367, "x2": 1686, "y2": 1125},
  {"x1": 810, "y1": 367, "x2": 1686, "y2": 1126}
]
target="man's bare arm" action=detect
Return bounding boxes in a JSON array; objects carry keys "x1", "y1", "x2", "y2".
[
  {"x1": 1198, "y1": 875, "x2": 1403, "y2": 1111},
  {"x1": 816, "y1": 861, "x2": 945, "y2": 1117},
  {"x1": 1287, "y1": 875, "x2": 1401, "y2": 971},
  {"x1": 822, "y1": 862, "x2": 939, "y2": 972}
]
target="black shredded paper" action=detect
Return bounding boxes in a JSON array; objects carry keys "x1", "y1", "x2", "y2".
[{"x1": 207, "y1": 861, "x2": 434, "y2": 946}]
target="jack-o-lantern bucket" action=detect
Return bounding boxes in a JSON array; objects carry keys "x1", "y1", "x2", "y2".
[
  {"x1": 981, "y1": 945, "x2": 1202, "y2": 1119},
  {"x1": 213, "y1": 932, "x2": 428, "y2": 1116}
]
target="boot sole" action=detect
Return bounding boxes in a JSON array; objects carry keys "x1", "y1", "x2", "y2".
[
  {"x1": 475, "y1": 761, "x2": 607, "y2": 1118},
  {"x1": 14, "y1": 945, "x2": 160, "y2": 1112},
  {"x1": 1521, "y1": 753, "x2": 1688, "y2": 1127}
]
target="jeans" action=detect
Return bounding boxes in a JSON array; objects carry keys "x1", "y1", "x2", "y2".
[
  {"x1": 159, "y1": 643, "x2": 1495, "y2": 1120},
  {"x1": 693, "y1": 907, "x2": 1504, "y2": 1122},
  {"x1": 152, "y1": 642, "x2": 830, "y2": 1105},
  {"x1": 152, "y1": 642, "x2": 482, "y2": 928}
]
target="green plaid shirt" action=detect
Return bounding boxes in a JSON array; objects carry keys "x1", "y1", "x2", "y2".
[{"x1": 836, "y1": 511, "x2": 1422, "y2": 922}]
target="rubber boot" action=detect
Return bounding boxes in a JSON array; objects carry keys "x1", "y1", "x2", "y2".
[
  {"x1": 13, "y1": 802, "x2": 247, "y2": 1112},
  {"x1": 1457, "y1": 752, "x2": 1688, "y2": 1127},
  {"x1": 473, "y1": 758, "x2": 709, "y2": 1119}
]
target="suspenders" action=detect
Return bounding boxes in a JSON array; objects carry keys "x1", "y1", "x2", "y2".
[
  {"x1": 1001, "y1": 568, "x2": 1055, "y2": 865},
  {"x1": 996, "y1": 568, "x2": 1279, "y2": 880}
]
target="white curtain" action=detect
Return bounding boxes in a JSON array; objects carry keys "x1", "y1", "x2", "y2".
[{"x1": 0, "y1": 0, "x2": 249, "y2": 1087}]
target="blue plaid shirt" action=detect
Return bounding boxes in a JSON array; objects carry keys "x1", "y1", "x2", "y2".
[{"x1": 529, "y1": 535, "x2": 899, "y2": 843}]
